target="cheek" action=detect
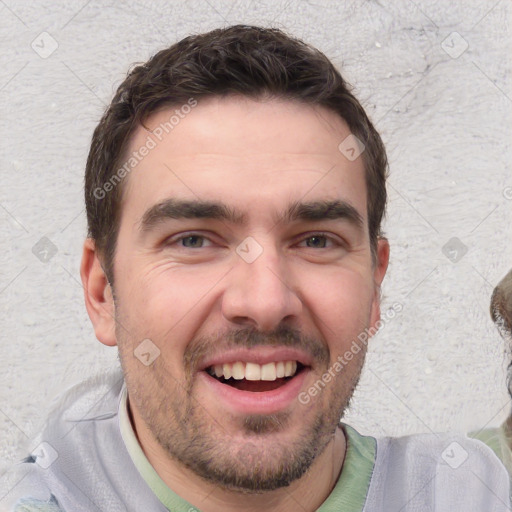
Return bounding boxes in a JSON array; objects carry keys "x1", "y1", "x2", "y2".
[
  {"x1": 301, "y1": 267, "x2": 374, "y2": 343},
  {"x1": 118, "y1": 263, "x2": 226, "y2": 350}
]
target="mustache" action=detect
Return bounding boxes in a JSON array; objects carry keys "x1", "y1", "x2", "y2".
[{"x1": 184, "y1": 324, "x2": 330, "y2": 374}]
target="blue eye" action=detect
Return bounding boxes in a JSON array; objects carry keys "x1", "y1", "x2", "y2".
[
  {"x1": 163, "y1": 232, "x2": 217, "y2": 250},
  {"x1": 298, "y1": 234, "x2": 338, "y2": 249},
  {"x1": 180, "y1": 235, "x2": 207, "y2": 248}
]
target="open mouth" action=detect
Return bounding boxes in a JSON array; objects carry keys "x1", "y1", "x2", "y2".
[{"x1": 206, "y1": 360, "x2": 307, "y2": 392}]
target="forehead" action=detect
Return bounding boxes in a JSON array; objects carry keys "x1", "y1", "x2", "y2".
[{"x1": 121, "y1": 96, "x2": 367, "y2": 226}]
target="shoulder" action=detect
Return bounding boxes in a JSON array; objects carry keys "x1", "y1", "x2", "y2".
[
  {"x1": 381, "y1": 429, "x2": 503, "y2": 465},
  {"x1": 0, "y1": 370, "x2": 125, "y2": 512},
  {"x1": 367, "y1": 430, "x2": 510, "y2": 511},
  {"x1": 42, "y1": 369, "x2": 124, "y2": 431},
  {"x1": 375, "y1": 429, "x2": 510, "y2": 477}
]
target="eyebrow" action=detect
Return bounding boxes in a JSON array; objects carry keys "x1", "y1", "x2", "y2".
[
  {"x1": 284, "y1": 199, "x2": 363, "y2": 227},
  {"x1": 140, "y1": 199, "x2": 247, "y2": 231},
  {"x1": 139, "y1": 198, "x2": 363, "y2": 233}
]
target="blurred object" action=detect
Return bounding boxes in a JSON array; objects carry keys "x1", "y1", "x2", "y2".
[
  {"x1": 491, "y1": 269, "x2": 512, "y2": 339},
  {"x1": 486, "y1": 268, "x2": 512, "y2": 459}
]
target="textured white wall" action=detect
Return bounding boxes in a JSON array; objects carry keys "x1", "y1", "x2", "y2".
[{"x1": 1, "y1": 0, "x2": 511, "y2": 475}]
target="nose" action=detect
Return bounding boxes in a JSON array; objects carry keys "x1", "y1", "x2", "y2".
[{"x1": 221, "y1": 240, "x2": 303, "y2": 331}]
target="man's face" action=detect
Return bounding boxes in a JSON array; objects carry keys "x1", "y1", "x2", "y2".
[{"x1": 106, "y1": 97, "x2": 388, "y2": 491}]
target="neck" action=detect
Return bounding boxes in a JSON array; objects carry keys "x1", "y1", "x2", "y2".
[{"x1": 129, "y1": 399, "x2": 346, "y2": 512}]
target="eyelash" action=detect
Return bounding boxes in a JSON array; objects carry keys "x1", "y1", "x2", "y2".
[{"x1": 166, "y1": 232, "x2": 344, "y2": 249}]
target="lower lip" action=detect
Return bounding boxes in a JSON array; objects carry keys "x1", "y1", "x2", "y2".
[{"x1": 198, "y1": 369, "x2": 310, "y2": 415}]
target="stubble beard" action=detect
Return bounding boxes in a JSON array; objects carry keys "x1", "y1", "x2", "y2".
[{"x1": 116, "y1": 321, "x2": 366, "y2": 493}]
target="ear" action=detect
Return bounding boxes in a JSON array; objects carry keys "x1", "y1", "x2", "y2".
[
  {"x1": 80, "y1": 238, "x2": 117, "y2": 346},
  {"x1": 369, "y1": 237, "x2": 390, "y2": 328}
]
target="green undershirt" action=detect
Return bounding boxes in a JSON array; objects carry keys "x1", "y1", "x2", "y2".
[{"x1": 470, "y1": 424, "x2": 512, "y2": 475}]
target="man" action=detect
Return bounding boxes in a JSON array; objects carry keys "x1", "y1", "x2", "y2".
[{"x1": 2, "y1": 25, "x2": 509, "y2": 512}]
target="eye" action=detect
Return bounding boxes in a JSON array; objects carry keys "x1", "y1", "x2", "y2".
[
  {"x1": 166, "y1": 233, "x2": 214, "y2": 248},
  {"x1": 181, "y1": 235, "x2": 208, "y2": 248},
  {"x1": 297, "y1": 233, "x2": 339, "y2": 249}
]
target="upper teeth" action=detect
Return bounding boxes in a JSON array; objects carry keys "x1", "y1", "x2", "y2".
[{"x1": 208, "y1": 361, "x2": 298, "y2": 381}]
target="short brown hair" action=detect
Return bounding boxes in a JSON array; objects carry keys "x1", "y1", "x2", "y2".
[{"x1": 85, "y1": 25, "x2": 388, "y2": 284}]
